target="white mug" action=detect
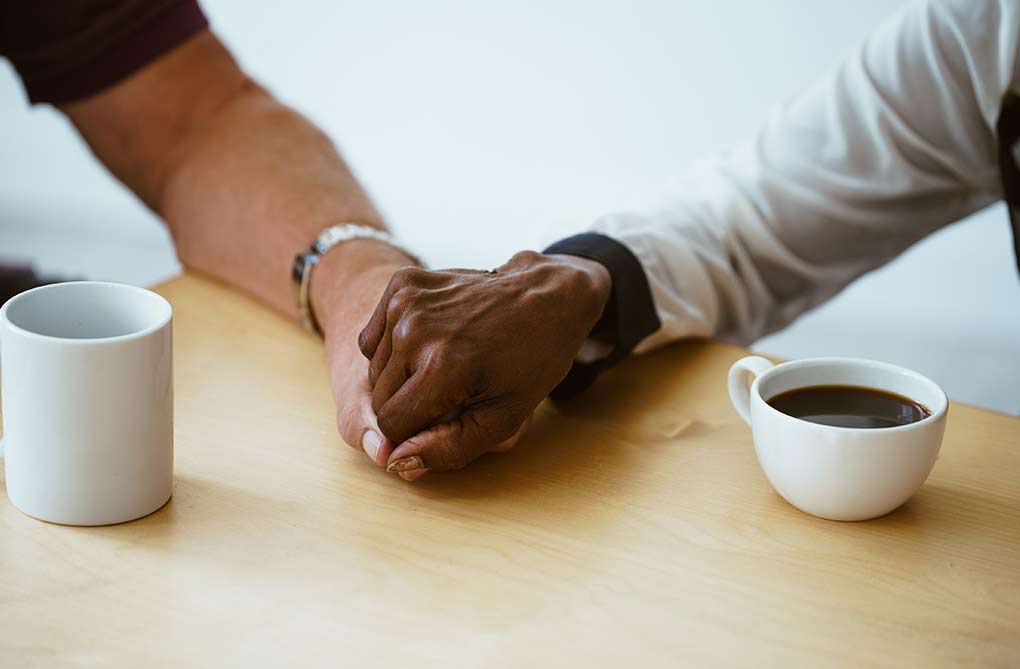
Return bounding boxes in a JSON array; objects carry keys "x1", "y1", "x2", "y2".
[
  {"x1": 0, "y1": 281, "x2": 173, "y2": 526},
  {"x1": 728, "y1": 356, "x2": 948, "y2": 521}
]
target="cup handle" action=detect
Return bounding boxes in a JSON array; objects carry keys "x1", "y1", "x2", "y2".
[{"x1": 727, "y1": 356, "x2": 775, "y2": 425}]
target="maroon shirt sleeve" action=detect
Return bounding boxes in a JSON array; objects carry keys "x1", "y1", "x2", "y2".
[{"x1": 0, "y1": 0, "x2": 208, "y2": 104}]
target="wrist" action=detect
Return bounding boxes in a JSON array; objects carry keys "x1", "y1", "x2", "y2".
[
  {"x1": 545, "y1": 253, "x2": 612, "y2": 324},
  {"x1": 310, "y1": 238, "x2": 418, "y2": 339}
]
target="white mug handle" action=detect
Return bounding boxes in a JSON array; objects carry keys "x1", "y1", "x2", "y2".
[{"x1": 727, "y1": 356, "x2": 775, "y2": 425}]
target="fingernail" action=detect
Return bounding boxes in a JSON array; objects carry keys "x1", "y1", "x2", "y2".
[
  {"x1": 362, "y1": 431, "x2": 383, "y2": 462},
  {"x1": 399, "y1": 468, "x2": 429, "y2": 482},
  {"x1": 387, "y1": 455, "x2": 425, "y2": 473}
]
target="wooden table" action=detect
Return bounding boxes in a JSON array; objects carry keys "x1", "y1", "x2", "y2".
[{"x1": 1, "y1": 274, "x2": 1018, "y2": 667}]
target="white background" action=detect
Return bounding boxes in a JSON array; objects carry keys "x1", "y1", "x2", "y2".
[{"x1": 1, "y1": 0, "x2": 1017, "y2": 413}]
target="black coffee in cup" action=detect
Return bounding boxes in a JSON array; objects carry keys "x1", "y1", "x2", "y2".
[{"x1": 767, "y1": 385, "x2": 931, "y2": 429}]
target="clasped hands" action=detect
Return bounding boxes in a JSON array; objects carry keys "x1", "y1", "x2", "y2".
[{"x1": 330, "y1": 250, "x2": 611, "y2": 481}]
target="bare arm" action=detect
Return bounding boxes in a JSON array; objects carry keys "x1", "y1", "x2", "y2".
[
  {"x1": 61, "y1": 29, "x2": 413, "y2": 470},
  {"x1": 60, "y1": 29, "x2": 410, "y2": 320}
]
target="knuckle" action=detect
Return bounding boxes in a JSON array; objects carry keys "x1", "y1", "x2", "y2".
[
  {"x1": 386, "y1": 272, "x2": 406, "y2": 293},
  {"x1": 391, "y1": 266, "x2": 427, "y2": 288},
  {"x1": 357, "y1": 328, "x2": 371, "y2": 352},
  {"x1": 405, "y1": 267, "x2": 431, "y2": 282},
  {"x1": 389, "y1": 268, "x2": 412, "y2": 288},
  {"x1": 511, "y1": 249, "x2": 543, "y2": 265},
  {"x1": 386, "y1": 289, "x2": 412, "y2": 317},
  {"x1": 390, "y1": 314, "x2": 420, "y2": 349}
]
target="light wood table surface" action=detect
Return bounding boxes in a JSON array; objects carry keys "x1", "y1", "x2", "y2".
[{"x1": 1, "y1": 274, "x2": 1018, "y2": 667}]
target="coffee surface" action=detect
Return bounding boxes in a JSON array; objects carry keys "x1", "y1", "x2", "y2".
[{"x1": 767, "y1": 385, "x2": 931, "y2": 429}]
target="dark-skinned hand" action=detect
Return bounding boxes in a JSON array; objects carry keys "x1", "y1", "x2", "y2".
[{"x1": 357, "y1": 250, "x2": 612, "y2": 480}]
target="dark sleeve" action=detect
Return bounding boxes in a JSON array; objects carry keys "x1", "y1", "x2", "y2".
[
  {"x1": 543, "y1": 232, "x2": 661, "y2": 401},
  {"x1": 0, "y1": 0, "x2": 208, "y2": 104}
]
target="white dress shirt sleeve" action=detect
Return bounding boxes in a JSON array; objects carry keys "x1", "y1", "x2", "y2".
[{"x1": 592, "y1": 0, "x2": 1020, "y2": 353}]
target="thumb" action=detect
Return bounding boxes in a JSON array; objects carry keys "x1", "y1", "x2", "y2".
[
  {"x1": 386, "y1": 406, "x2": 524, "y2": 479},
  {"x1": 336, "y1": 386, "x2": 395, "y2": 467}
]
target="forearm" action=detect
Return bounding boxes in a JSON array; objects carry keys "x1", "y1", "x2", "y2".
[
  {"x1": 61, "y1": 31, "x2": 412, "y2": 327},
  {"x1": 159, "y1": 81, "x2": 397, "y2": 318}
]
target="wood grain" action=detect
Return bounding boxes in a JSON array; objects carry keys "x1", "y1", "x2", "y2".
[{"x1": 1, "y1": 273, "x2": 1017, "y2": 667}]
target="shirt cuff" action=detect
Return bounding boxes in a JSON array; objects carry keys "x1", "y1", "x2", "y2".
[{"x1": 543, "y1": 232, "x2": 661, "y2": 400}]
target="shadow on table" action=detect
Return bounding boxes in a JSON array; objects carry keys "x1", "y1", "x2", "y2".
[
  {"x1": 392, "y1": 341, "x2": 729, "y2": 524},
  {"x1": 59, "y1": 473, "x2": 304, "y2": 543},
  {"x1": 866, "y1": 481, "x2": 1020, "y2": 545}
]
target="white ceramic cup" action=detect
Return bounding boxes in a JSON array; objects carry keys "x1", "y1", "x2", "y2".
[
  {"x1": 728, "y1": 356, "x2": 948, "y2": 521},
  {"x1": 0, "y1": 282, "x2": 173, "y2": 526}
]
